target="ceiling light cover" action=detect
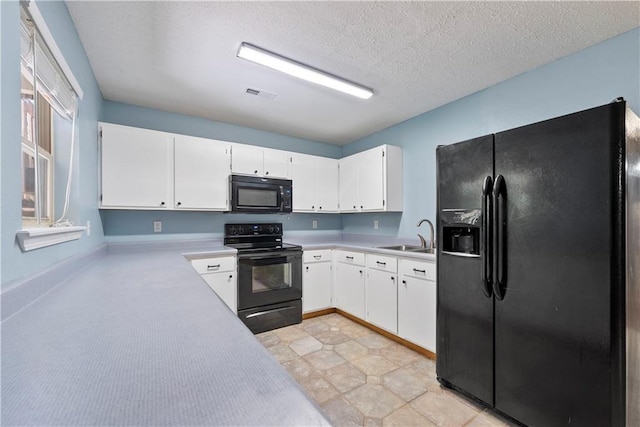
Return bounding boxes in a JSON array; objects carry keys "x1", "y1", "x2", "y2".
[{"x1": 237, "y1": 43, "x2": 373, "y2": 100}]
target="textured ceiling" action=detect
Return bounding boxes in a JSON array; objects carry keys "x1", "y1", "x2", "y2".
[{"x1": 66, "y1": 1, "x2": 640, "y2": 145}]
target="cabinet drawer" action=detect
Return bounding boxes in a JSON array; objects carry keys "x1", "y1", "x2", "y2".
[
  {"x1": 303, "y1": 249, "x2": 332, "y2": 263},
  {"x1": 366, "y1": 253, "x2": 398, "y2": 273},
  {"x1": 334, "y1": 250, "x2": 365, "y2": 266},
  {"x1": 399, "y1": 259, "x2": 436, "y2": 281},
  {"x1": 191, "y1": 256, "x2": 236, "y2": 275}
]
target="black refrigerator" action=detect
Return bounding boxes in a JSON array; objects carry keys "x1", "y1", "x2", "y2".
[{"x1": 436, "y1": 99, "x2": 640, "y2": 427}]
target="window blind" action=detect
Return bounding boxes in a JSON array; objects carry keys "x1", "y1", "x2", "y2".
[{"x1": 20, "y1": 11, "x2": 77, "y2": 120}]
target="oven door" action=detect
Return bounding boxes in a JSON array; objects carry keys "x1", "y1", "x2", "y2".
[{"x1": 237, "y1": 251, "x2": 302, "y2": 310}]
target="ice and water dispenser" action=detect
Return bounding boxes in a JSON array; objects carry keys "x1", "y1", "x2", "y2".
[{"x1": 441, "y1": 209, "x2": 482, "y2": 256}]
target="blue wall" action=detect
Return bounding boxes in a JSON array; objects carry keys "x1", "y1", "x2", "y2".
[
  {"x1": 100, "y1": 101, "x2": 343, "y2": 239},
  {"x1": 101, "y1": 211, "x2": 341, "y2": 241},
  {"x1": 342, "y1": 28, "x2": 640, "y2": 240},
  {"x1": 102, "y1": 101, "x2": 342, "y2": 158},
  {"x1": 1, "y1": 0, "x2": 105, "y2": 286}
]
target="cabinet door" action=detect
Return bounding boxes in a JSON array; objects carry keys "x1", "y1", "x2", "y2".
[
  {"x1": 231, "y1": 144, "x2": 263, "y2": 176},
  {"x1": 303, "y1": 262, "x2": 332, "y2": 313},
  {"x1": 315, "y1": 157, "x2": 339, "y2": 212},
  {"x1": 291, "y1": 153, "x2": 316, "y2": 212},
  {"x1": 101, "y1": 124, "x2": 173, "y2": 208},
  {"x1": 338, "y1": 155, "x2": 359, "y2": 212},
  {"x1": 174, "y1": 135, "x2": 230, "y2": 210},
  {"x1": 263, "y1": 148, "x2": 290, "y2": 178},
  {"x1": 358, "y1": 147, "x2": 384, "y2": 211},
  {"x1": 202, "y1": 272, "x2": 237, "y2": 314},
  {"x1": 398, "y1": 276, "x2": 436, "y2": 351},
  {"x1": 334, "y1": 263, "x2": 365, "y2": 318},
  {"x1": 366, "y1": 268, "x2": 398, "y2": 333}
]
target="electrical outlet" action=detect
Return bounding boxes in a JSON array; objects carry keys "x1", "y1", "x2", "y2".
[
  {"x1": 86, "y1": 220, "x2": 91, "y2": 237},
  {"x1": 153, "y1": 220, "x2": 162, "y2": 233},
  {"x1": 374, "y1": 220, "x2": 379, "y2": 229},
  {"x1": 312, "y1": 220, "x2": 318, "y2": 229}
]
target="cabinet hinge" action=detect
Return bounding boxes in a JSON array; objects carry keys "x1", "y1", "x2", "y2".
[
  {"x1": 99, "y1": 129, "x2": 103, "y2": 138},
  {"x1": 382, "y1": 150, "x2": 385, "y2": 157},
  {"x1": 383, "y1": 200, "x2": 385, "y2": 206},
  {"x1": 100, "y1": 194, "x2": 103, "y2": 202},
  {"x1": 290, "y1": 157, "x2": 292, "y2": 163}
]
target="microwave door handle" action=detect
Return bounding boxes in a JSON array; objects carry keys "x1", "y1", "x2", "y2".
[{"x1": 280, "y1": 185, "x2": 285, "y2": 210}]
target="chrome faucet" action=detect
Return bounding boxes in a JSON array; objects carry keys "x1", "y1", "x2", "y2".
[{"x1": 417, "y1": 219, "x2": 435, "y2": 250}]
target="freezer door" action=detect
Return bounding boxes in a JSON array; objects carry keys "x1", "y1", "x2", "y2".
[
  {"x1": 436, "y1": 134, "x2": 494, "y2": 405},
  {"x1": 493, "y1": 102, "x2": 626, "y2": 426}
]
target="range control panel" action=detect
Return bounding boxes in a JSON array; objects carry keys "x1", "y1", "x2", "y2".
[{"x1": 224, "y1": 223, "x2": 282, "y2": 237}]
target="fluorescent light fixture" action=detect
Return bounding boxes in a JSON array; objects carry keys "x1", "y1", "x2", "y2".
[{"x1": 237, "y1": 42, "x2": 374, "y2": 100}]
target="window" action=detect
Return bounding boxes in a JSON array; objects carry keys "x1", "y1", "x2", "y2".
[{"x1": 20, "y1": 5, "x2": 77, "y2": 227}]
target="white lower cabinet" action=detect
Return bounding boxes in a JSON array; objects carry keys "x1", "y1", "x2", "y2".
[
  {"x1": 303, "y1": 250, "x2": 333, "y2": 313},
  {"x1": 365, "y1": 254, "x2": 398, "y2": 334},
  {"x1": 333, "y1": 250, "x2": 365, "y2": 318},
  {"x1": 191, "y1": 256, "x2": 237, "y2": 314},
  {"x1": 398, "y1": 258, "x2": 437, "y2": 352}
]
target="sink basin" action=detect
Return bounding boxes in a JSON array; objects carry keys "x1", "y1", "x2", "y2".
[
  {"x1": 377, "y1": 244, "x2": 423, "y2": 251},
  {"x1": 377, "y1": 245, "x2": 436, "y2": 254}
]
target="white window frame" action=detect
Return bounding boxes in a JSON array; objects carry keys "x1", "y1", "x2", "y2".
[{"x1": 16, "y1": 0, "x2": 86, "y2": 251}]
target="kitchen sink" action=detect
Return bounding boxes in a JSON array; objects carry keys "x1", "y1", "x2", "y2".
[
  {"x1": 377, "y1": 244, "x2": 422, "y2": 251},
  {"x1": 377, "y1": 245, "x2": 436, "y2": 254}
]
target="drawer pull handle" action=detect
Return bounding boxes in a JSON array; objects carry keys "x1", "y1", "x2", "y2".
[
  {"x1": 207, "y1": 264, "x2": 221, "y2": 270},
  {"x1": 376, "y1": 261, "x2": 386, "y2": 266},
  {"x1": 346, "y1": 256, "x2": 354, "y2": 260},
  {"x1": 413, "y1": 268, "x2": 426, "y2": 273},
  {"x1": 313, "y1": 255, "x2": 322, "y2": 260}
]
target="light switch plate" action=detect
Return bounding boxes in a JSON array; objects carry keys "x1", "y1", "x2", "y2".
[
  {"x1": 312, "y1": 220, "x2": 318, "y2": 229},
  {"x1": 374, "y1": 220, "x2": 379, "y2": 229},
  {"x1": 153, "y1": 220, "x2": 162, "y2": 233}
]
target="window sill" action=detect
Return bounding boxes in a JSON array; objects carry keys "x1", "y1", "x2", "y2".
[{"x1": 16, "y1": 226, "x2": 86, "y2": 252}]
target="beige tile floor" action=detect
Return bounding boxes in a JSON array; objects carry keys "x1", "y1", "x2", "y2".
[{"x1": 257, "y1": 313, "x2": 517, "y2": 427}]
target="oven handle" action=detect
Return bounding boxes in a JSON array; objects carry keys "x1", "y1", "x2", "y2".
[
  {"x1": 245, "y1": 305, "x2": 297, "y2": 319},
  {"x1": 238, "y1": 253, "x2": 301, "y2": 263}
]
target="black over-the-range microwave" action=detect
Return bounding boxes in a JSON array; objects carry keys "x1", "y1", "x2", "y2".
[{"x1": 229, "y1": 174, "x2": 293, "y2": 213}]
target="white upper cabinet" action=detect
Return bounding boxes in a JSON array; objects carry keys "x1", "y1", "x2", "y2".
[
  {"x1": 174, "y1": 135, "x2": 230, "y2": 210},
  {"x1": 315, "y1": 157, "x2": 339, "y2": 212},
  {"x1": 291, "y1": 153, "x2": 339, "y2": 213},
  {"x1": 100, "y1": 123, "x2": 231, "y2": 211},
  {"x1": 339, "y1": 144, "x2": 403, "y2": 212},
  {"x1": 230, "y1": 144, "x2": 263, "y2": 176},
  {"x1": 290, "y1": 153, "x2": 316, "y2": 211},
  {"x1": 231, "y1": 144, "x2": 290, "y2": 178},
  {"x1": 262, "y1": 148, "x2": 290, "y2": 178},
  {"x1": 338, "y1": 154, "x2": 359, "y2": 212},
  {"x1": 100, "y1": 121, "x2": 398, "y2": 214},
  {"x1": 358, "y1": 147, "x2": 385, "y2": 211},
  {"x1": 101, "y1": 123, "x2": 173, "y2": 209}
]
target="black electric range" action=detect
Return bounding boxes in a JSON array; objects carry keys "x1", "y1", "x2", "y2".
[{"x1": 224, "y1": 223, "x2": 302, "y2": 333}]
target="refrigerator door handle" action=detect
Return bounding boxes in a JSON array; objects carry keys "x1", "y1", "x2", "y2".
[
  {"x1": 481, "y1": 175, "x2": 493, "y2": 297},
  {"x1": 492, "y1": 174, "x2": 506, "y2": 300}
]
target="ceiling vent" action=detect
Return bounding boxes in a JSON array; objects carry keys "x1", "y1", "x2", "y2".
[{"x1": 244, "y1": 87, "x2": 277, "y2": 100}]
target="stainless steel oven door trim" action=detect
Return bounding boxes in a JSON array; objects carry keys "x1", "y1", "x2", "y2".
[{"x1": 245, "y1": 305, "x2": 297, "y2": 319}]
